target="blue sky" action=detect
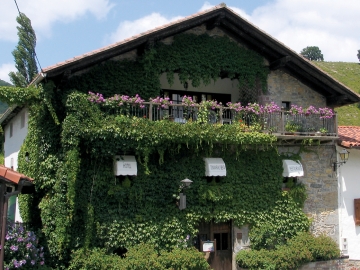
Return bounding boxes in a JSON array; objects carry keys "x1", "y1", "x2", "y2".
[{"x1": 1, "y1": 0, "x2": 360, "y2": 83}]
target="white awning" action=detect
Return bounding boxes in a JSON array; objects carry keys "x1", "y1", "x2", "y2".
[
  {"x1": 114, "y1": 155, "x2": 137, "y2": 176},
  {"x1": 204, "y1": 158, "x2": 226, "y2": 176},
  {"x1": 282, "y1": 160, "x2": 304, "y2": 177}
]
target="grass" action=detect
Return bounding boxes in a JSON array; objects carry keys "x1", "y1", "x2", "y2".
[{"x1": 313, "y1": 61, "x2": 360, "y2": 126}]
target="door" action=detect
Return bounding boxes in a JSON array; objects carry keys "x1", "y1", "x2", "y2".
[{"x1": 195, "y1": 220, "x2": 232, "y2": 270}]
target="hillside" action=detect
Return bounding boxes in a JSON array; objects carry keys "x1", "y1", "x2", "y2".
[{"x1": 313, "y1": 62, "x2": 360, "y2": 126}]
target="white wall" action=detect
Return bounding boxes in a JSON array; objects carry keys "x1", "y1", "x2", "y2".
[
  {"x1": 337, "y1": 145, "x2": 360, "y2": 259},
  {"x1": 159, "y1": 73, "x2": 240, "y2": 102},
  {"x1": 3, "y1": 107, "x2": 29, "y2": 222}
]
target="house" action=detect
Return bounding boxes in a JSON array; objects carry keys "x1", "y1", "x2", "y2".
[
  {"x1": 337, "y1": 126, "x2": 360, "y2": 260},
  {"x1": 1, "y1": 3, "x2": 360, "y2": 269}
]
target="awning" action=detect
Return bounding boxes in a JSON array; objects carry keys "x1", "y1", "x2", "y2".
[
  {"x1": 282, "y1": 160, "x2": 304, "y2": 177},
  {"x1": 114, "y1": 155, "x2": 137, "y2": 176},
  {"x1": 204, "y1": 158, "x2": 226, "y2": 176}
]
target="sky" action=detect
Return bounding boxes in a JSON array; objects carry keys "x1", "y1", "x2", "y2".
[{"x1": 1, "y1": 0, "x2": 360, "y2": 84}]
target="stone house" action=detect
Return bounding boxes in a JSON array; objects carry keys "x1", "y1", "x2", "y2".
[{"x1": 1, "y1": 4, "x2": 360, "y2": 269}]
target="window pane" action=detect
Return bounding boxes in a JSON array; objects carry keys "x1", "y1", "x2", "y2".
[{"x1": 214, "y1": 233, "x2": 221, "y2": 250}]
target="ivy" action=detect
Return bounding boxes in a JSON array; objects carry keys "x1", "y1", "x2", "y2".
[
  {"x1": 8, "y1": 33, "x2": 311, "y2": 268},
  {"x1": 61, "y1": 33, "x2": 268, "y2": 98},
  {"x1": 0, "y1": 85, "x2": 41, "y2": 105},
  {"x1": 145, "y1": 34, "x2": 268, "y2": 91}
]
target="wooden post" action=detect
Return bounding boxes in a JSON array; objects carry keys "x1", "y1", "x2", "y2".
[
  {"x1": 149, "y1": 102, "x2": 153, "y2": 121},
  {"x1": 219, "y1": 107, "x2": 223, "y2": 124},
  {"x1": 280, "y1": 110, "x2": 285, "y2": 134}
]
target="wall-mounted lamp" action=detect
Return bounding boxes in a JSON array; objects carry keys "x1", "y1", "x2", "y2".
[
  {"x1": 333, "y1": 148, "x2": 350, "y2": 171},
  {"x1": 25, "y1": 152, "x2": 30, "y2": 162},
  {"x1": 183, "y1": 82, "x2": 188, "y2": 90},
  {"x1": 180, "y1": 178, "x2": 193, "y2": 189},
  {"x1": 179, "y1": 178, "x2": 193, "y2": 210}
]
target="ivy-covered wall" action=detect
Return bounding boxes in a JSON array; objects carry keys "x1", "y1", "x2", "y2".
[{"x1": 7, "y1": 32, "x2": 314, "y2": 267}]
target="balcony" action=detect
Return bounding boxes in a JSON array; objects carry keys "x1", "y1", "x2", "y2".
[{"x1": 116, "y1": 102, "x2": 338, "y2": 143}]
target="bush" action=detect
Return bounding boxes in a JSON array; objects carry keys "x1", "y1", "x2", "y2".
[
  {"x1": 69, "y1": 243, "x2": 210, "y2": 270},
  {"x1": 2, "y1": 222, "x2": 47, "y2": 269},
  {"x1": 236, "y1": 232, "x2": 340, "y2": 270}
]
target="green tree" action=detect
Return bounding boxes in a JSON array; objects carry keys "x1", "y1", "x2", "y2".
[
  {"x1": 9, "y1": 12, "x2": 38, "y2": 87},
  {"x1": 300, "y1": 46, "x2": 324, "y2": 61}
]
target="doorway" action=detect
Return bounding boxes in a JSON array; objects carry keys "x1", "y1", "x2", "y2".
[{"x1": 194, "y1": 220, "x2": 232, "y2": 270}]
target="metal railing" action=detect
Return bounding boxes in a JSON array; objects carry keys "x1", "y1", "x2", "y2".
[{"x1": 116, "y1": 102, "x2": 338, "y2": 136}]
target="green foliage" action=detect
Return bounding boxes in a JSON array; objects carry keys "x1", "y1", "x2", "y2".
[
  {"x1": 63, "y1": 33, "x2": 268, "y2": 98},
  {"x1": 9, "y1": 12, "x2": 38, "y2": 87},
  {"x1": 69, "y1": 244, "x2": 210, "y2": 270},
  {"x1": 13, "y1": 33, "x2": 310, "y2": 268},
  {"x1": 300, "y1": 46, "x2": 324, "y2": 61},
  {"x1": 0, "y1": 86, "x2": 41, "y2": 105},
  {"x1": 145, "y1": 33, "x2": 268, "y2": 91},
  {"x1": 19, "y1": 93, "x2": 284, "y2": 266},
  {"x1": 236, "y1": 232, "x2": 340, "y2": 270},
  {"x1": 285, "y1": 120, "x2": 302, "y2": 133},
  {"x1": 288, "y1": 183, "x2": 308, "y2": 208},
  {"x1": 249, "y1": 192, "x2": 310, "y2": 250}
]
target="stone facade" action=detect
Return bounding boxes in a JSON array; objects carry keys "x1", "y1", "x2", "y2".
[
  {"x1": 279, "y1": 144, "x2": 339, "y2": 243},
  {"x1": 261, "y1": 69, "x2": 328, "y2": 109}
]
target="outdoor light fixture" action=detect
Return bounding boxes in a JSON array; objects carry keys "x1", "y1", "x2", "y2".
[
  {"x1": 333, "y1": 148, "x2": 350, "y2": 172},
  {"x1": 180, "y1": 178, "x2": 193, "y2": 189},
  {"x1": 179, "y1": 178, "x2": 193, "y2": 210},
  {"x1": 25, "y1": 152, "x2": 29, "y2": 162},
  {"x1": 183, "y1": 82, "x2": 188, "y2": 90}
]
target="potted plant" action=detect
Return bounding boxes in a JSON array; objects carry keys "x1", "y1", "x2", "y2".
[
  {"x1": 319, "y1": 127, "x2": 328, "y2": 136},
  {"x1": 306, "y1": 127, "x2": 316, "y2": 136},
  {"x1": 285, "y1": 121, "x2": 302, "y2": 134}
]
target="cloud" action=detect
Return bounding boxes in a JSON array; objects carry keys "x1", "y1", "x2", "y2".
[
  {"x1": 0, "y1": 0, "x2": 115, "y2": 42},
  {"x1": 249, "y1": 0, "x2": 360, "y2": 62},
  {"x1": 0, "y1": 63, "x2": 15, "y2": 84},
  {"x1": 196, "y1": 0, "x2": 360, "y2": 62},
  {"x1": 106, "y1": 13, "x2": 183, "y2": 44}
]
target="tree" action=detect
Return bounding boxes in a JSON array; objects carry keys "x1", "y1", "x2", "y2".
[
  {"x1": 9, "y1": 12, "x2": 38, "y2": 87},
  {"x1": 300, "y1": 46, "x2": 324, "y2": 61},
  {"x1": 357, "y1": 50, "x2": 360, "y2": 62}
]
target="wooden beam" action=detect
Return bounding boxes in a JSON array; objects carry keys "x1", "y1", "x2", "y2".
[{"x1": 269, "y1": 56, "x2": 291, "y2": 70}]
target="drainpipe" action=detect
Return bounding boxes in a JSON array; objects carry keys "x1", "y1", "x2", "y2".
[{"x1": 0, "y1": 185, "x2": 22, "y2": 270}]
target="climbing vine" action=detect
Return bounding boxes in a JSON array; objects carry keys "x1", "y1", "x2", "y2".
[{"x1": 2, "y1": 33, "x2": 310, "y2": 268}]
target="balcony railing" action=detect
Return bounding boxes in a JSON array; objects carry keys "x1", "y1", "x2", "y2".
[{"x1": 118, "y1": 102, "x2": 338, "y2": 137}]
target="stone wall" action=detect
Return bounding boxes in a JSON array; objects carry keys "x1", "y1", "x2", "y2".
[
  {"x1": 278, "y1": 144, "x2": 339, "y2": 243},
  {"x1": 298, "y1": 258, "x2": 360, "y2": 270},
  {"x1": 261, "y1": 69, "x2": 327, "y2": 108}
]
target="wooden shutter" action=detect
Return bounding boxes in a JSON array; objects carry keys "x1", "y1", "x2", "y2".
[{"x1": 355, "y1": 199, "x2": 360, "y2": 226}]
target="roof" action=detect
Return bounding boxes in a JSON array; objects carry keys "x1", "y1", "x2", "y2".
[
  {"x1": 338, "y1": 126, "x2": 360, "y2": 148},
  {"x1": 0, "y1": 164, "x2": 33, "y2": 186},
  {"x1": 2, "y1": 4, "x2": 360, "y2": 127},
  {"x1": 29, "y1": 3, "x2": 359, "y2": 107}
]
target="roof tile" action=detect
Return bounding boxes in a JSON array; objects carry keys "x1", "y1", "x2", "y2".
[
  {"x1": 338, "y1": 126, "x2": 360, "y2": 148},
  {"x1": 0, "y1": 165, "x2": 34, "y2": 185}
]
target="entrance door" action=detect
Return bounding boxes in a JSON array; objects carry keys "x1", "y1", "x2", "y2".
[{"x1": 195, "y1": 220, "x2": 232, "y2": 270}]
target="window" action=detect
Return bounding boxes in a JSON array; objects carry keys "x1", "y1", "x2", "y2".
[
  {"x1": 20, "y1": 112, "x2": 25, "y2": 129},
  {"x1": 9, "y1": 123, "x2": 13, "y2": 138},
  {"x1": 282, "y1": 101, "x2": 290, "y2": 110},
  {"x1": 355, "y1": 199, "x2": 360, "y2": 226},
  {"x1": 213, "y1": 233, "x2": 229, "y2": 250}
]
